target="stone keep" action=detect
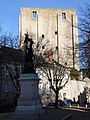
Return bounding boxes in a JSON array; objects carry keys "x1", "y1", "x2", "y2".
[{"x1": 19, "y1": 8, "x2": 79, "y2": 69}]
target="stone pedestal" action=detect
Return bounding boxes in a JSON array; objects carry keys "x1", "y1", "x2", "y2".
[
  {"x1": 11, "y1": 73, "x2": 44, "y2": 119},
  {"x1": 17, "y1": 73, "x2": 43, "y2": 111}
]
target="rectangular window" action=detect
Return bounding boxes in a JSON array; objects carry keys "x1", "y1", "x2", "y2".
[
  {"x1": 32, "y1": 11, "x2": 37, "y2": 18},
  {"x1": 62, "y1": 12, "x2": 66, "y2": 19},
  {"x1": 63, "y1": 93, "x2": 66, "y2": 100}
]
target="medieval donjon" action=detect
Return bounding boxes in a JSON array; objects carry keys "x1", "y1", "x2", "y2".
[
  {"x1": 19, "y1": 7, "x2": 79, "y2": 69},
  {"x1": 19, "y1": 8, "x2": 90, "y2": 104}
]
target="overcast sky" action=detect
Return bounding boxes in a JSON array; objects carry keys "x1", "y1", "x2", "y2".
[{"x1": 0, "y1": 0, "x2": 89, "y2": 36}]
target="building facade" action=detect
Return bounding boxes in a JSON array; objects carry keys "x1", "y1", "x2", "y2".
[
  {"x1": 19, "y1": 7, "x2": 79, "y2": 69},
  {"x1": 0, "y1": 46, "x2": 22, "y2": 106},
  {"x1": 19, "y1": 8, "x2": 89, "y2": 105},
  {"x1": 38, "y1": 69, "x2": 87, "y2": 105}
]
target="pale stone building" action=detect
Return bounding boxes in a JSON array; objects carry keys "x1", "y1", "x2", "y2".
[
  {"x1": 84, "y1": 77, "x2": 90, "y2": 103},
  {"x1": 60, "y1": 79, "x2": 86, "y2": 103},
  {"x1": 19, "y1": 7, "x2": 79, "y2": 69},
  {"x1": 19, "y1": 8, "x2": 88, "y2": 105},
  {"x1": 38, "y1": 71, "x2": 87, "y2": 105}
]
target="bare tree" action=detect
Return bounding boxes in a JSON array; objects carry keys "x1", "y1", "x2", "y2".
[
  {"x1": 0, "y1": 32, "x2": 18, "y2": 48},
  {"x1": 0, "y1": 45, "x2": 22, "y2": 106},
  {"x1": 79, "y1": 4, "x2": 90, "y2": 69},
  {"x1": 38, "y1": 60, "x2": 69, "y2": 108},
  {"x1": 0, "y1": 30, "x2": 21, "y2": 107}
]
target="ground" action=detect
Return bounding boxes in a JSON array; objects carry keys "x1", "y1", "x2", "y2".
[{"x1": 0, "y1": 106, "x2": 90, "y2": 120}]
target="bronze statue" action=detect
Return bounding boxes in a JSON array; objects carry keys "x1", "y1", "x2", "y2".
[{"x1": 23, "y1": 33, "x2": 35, "y2": 73}]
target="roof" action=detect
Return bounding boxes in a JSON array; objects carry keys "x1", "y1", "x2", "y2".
[{"x1": 0, "y1": 46, "x2": 23, "y2": 64}]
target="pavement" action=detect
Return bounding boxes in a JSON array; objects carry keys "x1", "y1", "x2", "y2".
[
  {"x1": 0, "y1": 106, "x2": 90, "y2": 120},
  {"x1": 0, "y1": 110, "x2": 45, "y2": 120},
  {"x1": 0, "y1": 107, "x2": 47, "y2": 120},
  {"x1": 0, "y1": 107, "x2": 71, "y2": 120}
]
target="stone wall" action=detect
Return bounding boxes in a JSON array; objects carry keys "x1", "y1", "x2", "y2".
[
  {"x1": 60, "y1": 79, "x2": 86, "y2": 103},
  {"x1": 19, "y1": 7, "x2": 79, "y2": 69}
]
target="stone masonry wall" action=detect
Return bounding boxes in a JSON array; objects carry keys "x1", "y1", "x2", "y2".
[{"x1": 19, "y1": 8, "x2": 79, "y2": 69}]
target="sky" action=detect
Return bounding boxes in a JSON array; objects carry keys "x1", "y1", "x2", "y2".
[{"x1": 0, "y1": 0, "x2": 90, "y2": 36}]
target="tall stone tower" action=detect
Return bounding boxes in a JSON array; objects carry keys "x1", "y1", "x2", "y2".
[{"x1": 19, "y1": 8, "x2": 79, "y2": 69}]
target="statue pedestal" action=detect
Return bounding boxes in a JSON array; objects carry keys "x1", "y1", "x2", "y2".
[{"x1": 11, "y1": 73, "x2": 44, "y2": 119}]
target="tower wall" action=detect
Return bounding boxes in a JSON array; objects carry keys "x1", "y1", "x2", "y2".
[{"x1": 19, "y1": 8, "x2": 79, "y2": 69}]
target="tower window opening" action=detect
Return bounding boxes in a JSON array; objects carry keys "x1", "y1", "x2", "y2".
[
  {"x1": 62, "y1": 12, "x2": 66, "y2": 19},
  {"x1": 32, "y1": 11, "x2": 37, "y2": 18},
  {"x1": 42, "y1": 34, "x2": 44, "y2": 38}
]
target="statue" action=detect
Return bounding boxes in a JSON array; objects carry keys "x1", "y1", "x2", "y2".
[{"x1": 23, "y1": 33, "x2": 35, "y2": 73}]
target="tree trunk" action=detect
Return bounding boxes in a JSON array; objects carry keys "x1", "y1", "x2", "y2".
[{"x1": 55, "y1": 91, "x2": 59, "y2": 108}]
